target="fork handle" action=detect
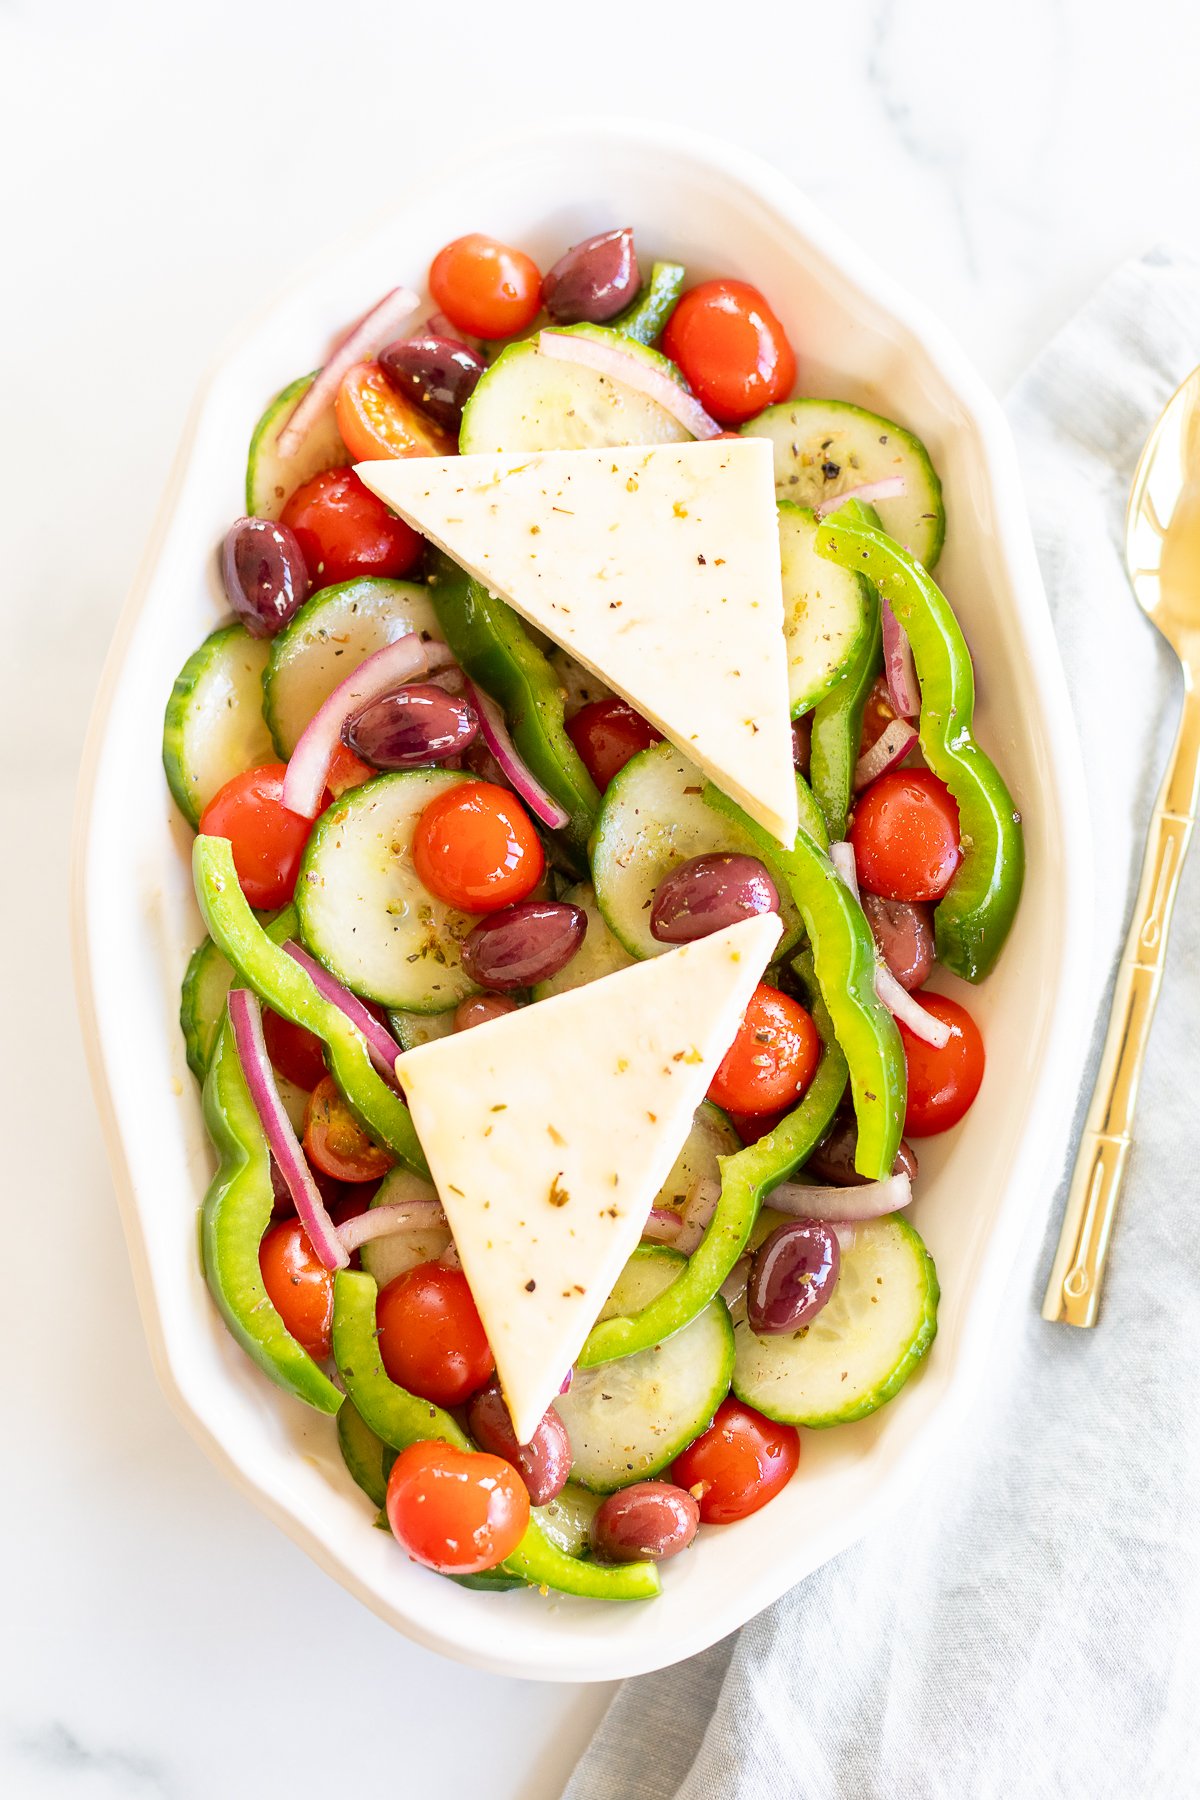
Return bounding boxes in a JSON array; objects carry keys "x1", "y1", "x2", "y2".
[{"x1": 1043, "y1": 678, "x2": 1200, "y2": 1325}]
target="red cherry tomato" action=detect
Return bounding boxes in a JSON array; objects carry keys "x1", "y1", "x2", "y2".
[
  {"x1": 899, "y1": 994, "x2": 985, "y2": 1136},
  {"x1": 375, "y1": 1262, "x2": 495, "y2": 1407},
  {"x1": 302, "y1": 1075, "x2": 393, "y2": 1182},
  {"x1": 326, "y1": 741, "x2": 376, "y2": 797},
  {"x1": 728, "y1": 1107, "x2": 789, "y2": 1147},
  {"x1": 429, "y1": 233, "x2": 542, "y2": 340},
  {"x1": 412, "y1": 780, "x2": 544, "y2": 913},
  {"x1": 671, "y1": 1397, "x2": 800, "y2": 1524},
  {"x1": 262, "y1": 1008, "x2": 326, "y2": 1091},
  {"x1": 198, "y1": 763, "x2": 318, "y2": 909},
  {"x1": 858, "y1": 674, "x2": 897, "y2": 755},
  {"x1": 259, "y1": 1218, "x2": 334, "y2": 1359},
  {"x1": 662, "y1": 279, "x2": 796, "y2": 425},
  {"x1": 385, "y1": 1440, "x2": 529, "y2": 1574},
  {"x1": 334, "y1": 360, "x2": 456, "y2": 463},
  {"x1": 566, "y1": 697, "x2": 663, "y2": 792},
  {"x1": 707, "y1": 983, "x2": 821, "y2": 1117},
  {"x1": 279, "y1": 467, "x2": 423, "y2": 590},
  {"x1": 849, "y1": 768, "x2": 962, "y2": 904}
]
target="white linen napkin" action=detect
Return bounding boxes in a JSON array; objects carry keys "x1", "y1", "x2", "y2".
[{"x1": 563, "y1": 249, "x2": 1200, "y2": 1800}]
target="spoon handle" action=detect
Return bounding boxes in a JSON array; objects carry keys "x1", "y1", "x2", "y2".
[{"x1": 1043, "y1": 678, "x2": 1200, "y2": 1325}]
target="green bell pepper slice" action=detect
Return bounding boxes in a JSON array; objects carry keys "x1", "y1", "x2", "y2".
[
  {"x1": 809, "y1": 576, "x2": 883, "y2": 842},
  {"x1": 426, "y1": 553, "x2": 600, "y2": 854},
  {"x1": 815, "y1": 510, "x2": 1024, "y2": 980},
  {"x1": 333, "y1": 1271, "x2": 659, "y2": 1601},
  {"x1": 192, "y1": 836, "x2": 427, "y2": 1176},
  {"x1": 610, "y1": 260, "x2": 686, "y2": 347}
]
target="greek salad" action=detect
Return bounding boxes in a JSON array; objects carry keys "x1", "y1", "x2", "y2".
[{"x1": 167, "y1": 225, "x2": 1023, "y2": 1600}]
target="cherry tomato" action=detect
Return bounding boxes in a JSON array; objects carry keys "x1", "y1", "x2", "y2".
[
  {"x1": 662, "y1": 279, "x2": 796, "y2": 426},
  {"x1": 707, "y1": 983, "x2": 821, "y2": 1117},
  {"x1": 375, "y1": 1262, "x2": 495, "y2": 1406},
  {"x1": 279, "y1": 467, "x2": 423, "y2": 590},
  {"x1": 385, "y1": 1440, "x2": 529, "y2": 1574},
  {"x1": 850, "y1": 768, "x2": 962, "y2": 904},
  {"x1": 334, "y1": 359, "x2": 456, "y2": 463},
  {"x1": 671, "y1": 1397, "x2": 800, "y2": 1524},
  {"x1": 413, "y1": 780, "x2": 544, "y2": 913},
  {"x1": 566, "y1": 697, "x2": 663, "y2": 792},
  {"x1": 899, "y1": 993, "x2": 985, "y2": 1136},
  {"x1": 259, "y1": 1218, "x2": 334, "y2": 1359},
  {"x1": 728, "y1": 1107, "x2": 789, "y2": 1147},
  {"x1": 326, "y1": 741, "x2": 376, "y2": 797},
  {"x1": 262, "y1": 1008, "x2": 326, "y2": 1091},
  {"x1": 859, "y1": 674, "x2": 897, "y2": 755},
  {"x1": 198, "y1": 763, "x2": 318, "y2": 908},
  {"x1": 429, "y1": 233, "x2": 542, "y2": 341},
  {"x1": 302, "y1": 1075, "x2": 393, "y2": 1182}
]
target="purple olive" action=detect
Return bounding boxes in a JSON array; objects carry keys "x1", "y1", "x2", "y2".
[
  {"x1": 467, "y1": 1383, "x2": 572, "y2": 1506},
  {"x1": 859, "y1": 892, "x2": 935, "y2": 992},
  {"x1": 221, "y1": 516, "x2": 309, "y2": 638},
  {"x1": 746, "y1": 1220, "x2": 840, "y2": 1334},
  {"x1": 462, "y1": 902, "x2": 587, "y2": 991},
  {"x1": 590, "y1": 1482, "x2": 700, "y2": 1563},
  {"x1": 792, "y1": 716, "x2": 812, "y2": 776},
  {"x1": 378, "y1": 334, "x2": 485, "y2": 434},
  {"x1": 805, "y1": 1113, "x2": 918, "y2": 1187},
  {"x1": 542, "y1": 227, "x2": 641, "y2": 325},
  {"x1": 650, "y1": 853, "x2": 780, "y2": 944},
  {"x1": 453, "y1": 992, "x2": 519, "y2": 1032},
  {"x1": 344, "y1": 684, "x2": 478, "y2": 769}
]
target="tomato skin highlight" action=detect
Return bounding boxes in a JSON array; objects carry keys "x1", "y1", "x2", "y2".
[
  {"x1": 334, "y1": 359, "x2": 456, "y2": 462},
  {"x1": 850, "y1": 767, "x2": 962, "y2": 904},
  {"x1": 198, "y1": 764, "x2": 318, "y2": 909},
  {"x1": 707, "y1": 983, "x2": 821, "y2": 1117},
  {"x1": 566, "y1": 697, "x2": 663, "y2": 792},
  {"x1": 375, "y1": 1262, "x2": 495, "y2": 1407},
  {"x1": 672, "y1": 1397, "x2": 800, "y2": 1524},
  {"x1": 662, "y1": 279, "x2": 796, "y2": 425},
  {"x1": 262, "y1": 1008, "x2": 327, "y2": 1091},
  {"x1": 259, "y1": 1218, "x2": 334, "y2": 1359},
  {"x1": 279, "y1": 467, "x2": 423, "y2": 590},
  {"x1": 413, "y1": 780, "x2": 544, "y2": 913},
  {"x1": 429, "y1": 233, "x2": 542, "y2": 341},
  {"x1": 899, "y1": 993, "x2": 985, "y2": 1136},
  {"x1": 385, "y1": 1441, "x2": 529, "y2": 1574},
  {"x1": 303, "y1": 1075, "x2": 393, "y2": 1182}
]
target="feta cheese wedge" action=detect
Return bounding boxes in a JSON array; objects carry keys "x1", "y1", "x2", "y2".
[
  {"x1": 395, "y1": 911, "x2": 782, "y2": 1444},
  {"x1": 355, "y1": 439, "x2": 797, "y2": 846}
]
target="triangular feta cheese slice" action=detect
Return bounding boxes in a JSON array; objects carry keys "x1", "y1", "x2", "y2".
[
  {"x1": 395, "y1": 912, "x2": 782, "y2": 1442},
  {"x1": 356, "y1": 439, "x2": 797, "y2": 846}
]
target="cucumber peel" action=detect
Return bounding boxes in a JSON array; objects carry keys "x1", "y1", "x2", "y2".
[
  {"x1": 162, "y1": 624, "x2": 273, "y2": 827},
  {"x1": 246, "y1": 371, "x2": 349, "y2": 521},
  {"x1": 180, "y1": 936, "x2": 234, "y2": 1082}
]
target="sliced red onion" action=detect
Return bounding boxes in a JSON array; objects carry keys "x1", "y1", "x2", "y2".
[
  {"x1": 882, "y1": 598, "x2": 920, "y2": 719},
  {"x1": 642, "y1": 1206, "x2": 684, "y2": 1244},
  {"x1": 832, "y1": 1223, "x2": 858, "y2": 1255},
  {"x1": 854, "y1": 717, "x2": 919, "y2": 791},
  {"x1": 423, "y1": 312, "x2": 486, "y2": 357},
  {"x1": 674, "y1": 1177, "x2": 722, "y2": 1255},
  {"x1": 875, "y1": 963, "x2": 952, "y2": 1047},
  {"x1": 537, "y1": 329, "x2": 721, "y2": 441},
  {"x1": 813, "y1": 476, "x2": 907, "y2": 520},
  {"x1": 719, "y1": 1254, "x2": 751, "y2": 1309},
  {"x1": 769, "y1": 1172, "x2": 912, "y2": 1222},
  {"x1": 439, "y1": 1239, "x2": 462, "y2": 1270},
  {"x1": 462, "y1": 680, "x2": 570, "y2": 830},
  {"x1": 336, "y1": 1200, "x2": 448, "y2": 1254},
  {"x1": 278, "y1": 285, "x2": 419, "y2": 458},
  {"x1": 282, "y1": 631, "x2": 456, "y2": 818},
  {"x1": 558, "y1": 1367, "x2": 574, "y2": 1396},
  {"x1": 829, "y1": 839, "x2": 860, "y2": 899},
  {"x1": 281, "y1": 941, "x2": 405, "y2": 1087},
  {"x1": 227, "y1": 988, "x2": 348, "y2": 1271}
]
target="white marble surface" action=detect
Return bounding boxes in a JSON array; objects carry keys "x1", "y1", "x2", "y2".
[{"x1": 4, "y1": 0, "x2": 1199, "y2": 1793}]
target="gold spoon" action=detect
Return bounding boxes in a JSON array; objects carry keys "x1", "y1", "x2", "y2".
[{"x1": 1044, "y1": 364, "x2": 1200, "y2": 1325}]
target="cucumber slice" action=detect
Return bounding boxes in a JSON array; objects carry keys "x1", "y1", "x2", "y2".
[
  {"x1": 556, "y1": 1245, "x2": 734, "y2": 1492},
  {"x1": 296, "y1": 771, "x2": 480, "y2": 1012},
  {"x1": 653, "y1": 1101, "x2": 740, "y2": 1213},
  {"x1": 386, "y1": 1008, "x2": 457, "y2": 1051},
  {"x1": 779, "y1": 502, "x2": 871, "y2": 716},
  {"x1": 590, "y1": 741, "x2": 805, "y2": 959},
  {"x1": 536, "y1": 1482, "x2": 602, "y2": 1557},
  {"x1": 548, "y1": 646, "x2": 612, "y2": 718},
  {"x1": 264, "y1": 578, "x2": 443, "y2": 757},
  {"x1": 180, "y1": 937, "x2": 234, "y2": 1081},
  {"x1": 532, "y1": 882, "x2": 633, "y2": 999},
  {"x1": 337, "y1": 1399, "x2": 391, "y2": 1508},
  {"x1": 162, "y1": 625, "x2": 274, "y2": 827},
  {"x1": 731, "y1": 1213, "x2": 939, "y2": 1427},
  {"x1": 359, "y1": 1169, "x2": 451, "y2": 1289},
  {"x1": 745, "y1": 399, "x2": 945, "y2": 569},
  {"x1": 460, "y1": 325, "x2": 693, "y2": 454},
  {"x1": 246, "y1": 372, "x2": 350, "y2": 521}
]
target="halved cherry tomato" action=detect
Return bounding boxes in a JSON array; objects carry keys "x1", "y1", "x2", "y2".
[
  {"x1": 302, "y1": 1075, "x2": 393, "y2": 1182},
  {"x1": 413, "y1": 779, "x2": 544, "y2": 913},
  {"x1": 671, "y1": 1397, "x2": 799, "y2": 1524},
  {"x1": 262, "y1": 1008, "x2": 326, "y2": 1091},
  {"x1": 429, "y1": 233, "x2": 542, "y2": 340},
  {"x1": 375, "y1": 1262, "x2": 495, "y2": 1406},
  {"x1": 707, "y1": 983, "x2": 821, "y2": 1117},
  {"x1": 728, "y1": 1106, "x2": 789, "y2": 1147},
  {"x1": 385, "y1": 1440, "x2": 529, "y2": 1574},
  {"x1": 334, "y1": 359, "x2": 456, "y2": 463},
  {"x1": 566, "y1": 697, "x2": 663, "y2": 792},
  {"x1": 198, "y1": 763, "x2": 319, "y2": 908},
  {"x1": 899, "y1": 993, "x2": 985, "y2": 1136},
  {"x1": 849, "y1": 767, "x2": 962, "y2": 904},
  {"x1": 859, "y1": 673, "x2": 897, "y2": 755},
  {"x1": 279, "y1": 467, "x2": 423, "y2": 590},
  {"x1": 259, "y1": 1218, "x2": 334, "y2": 1358},
  {"x1": 326, "y1": 741, "x2": 376, "y2": 797},
  {"x1": 662, "y1": 279, "x2": 796, "y2": 425}
]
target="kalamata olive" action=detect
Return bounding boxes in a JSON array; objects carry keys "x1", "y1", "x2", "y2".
[
  {"x1": 650, "y1": 853, "x2": 780, "y2": 944},
  {"x1": 344, "y1": 684, "x2": 478, "y2": 769},
  {"x1": 221, "y1": 516, "x2": 310, "y2": 638},
  {"x1": 792, "y1": 715, "x2": 812, "y2": 776},
  {"x1": 467, "y1": 1382, "x2": 572, "y2": 1507},
  {"x1": 747, "y1": 1219, "x2": 840, "y2": 1334},
  {"x1": 805, "y1": 1112, "x2": 919, "y2": 1186},
  {"x1": 590, "y1": 1481, "x2": 700, "y2": 1563},
  {"x1": 860, "y1": 891, "x2": 935, "y2": 991},
  {"x1": 453, "y1": 993, "x2": 519, "y2": 1031},
  {"x1": 378, "y1": 334, "x2": 485, "y2": 435},
  {"x1": 462, "y1": 902, "x2": 587, "y2": 991},
  {"x1": 542, "y1": 227, "x2": 641, "y2": 325}
]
